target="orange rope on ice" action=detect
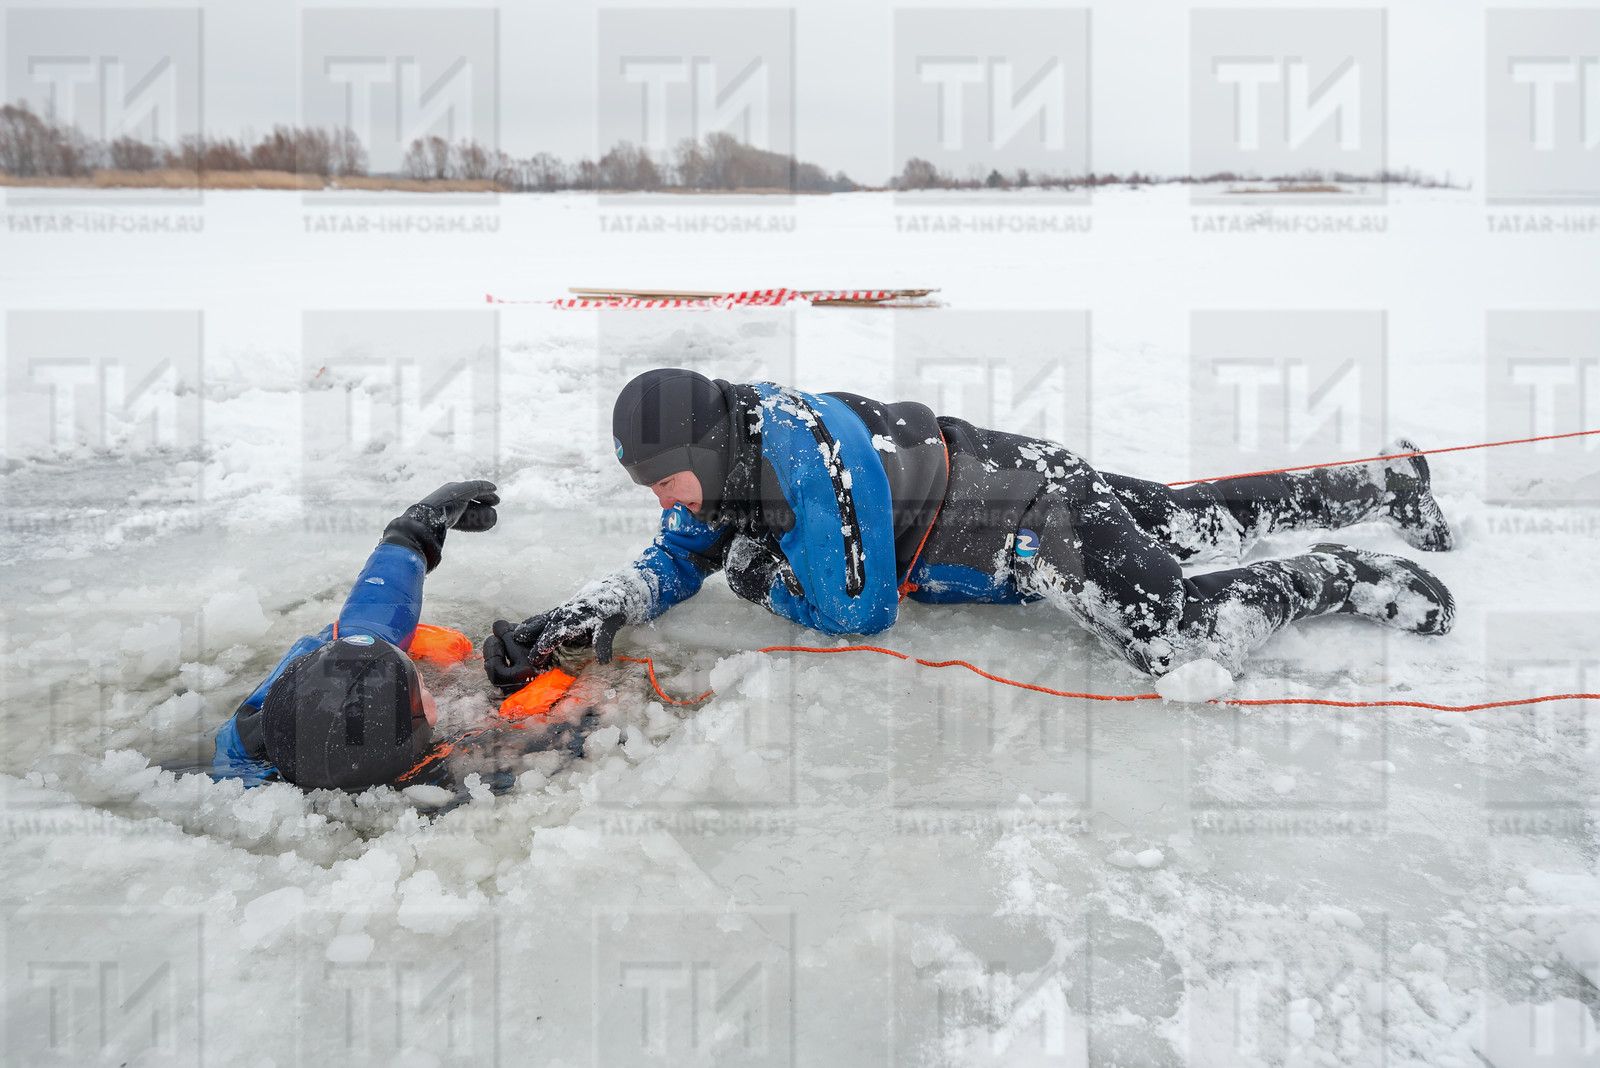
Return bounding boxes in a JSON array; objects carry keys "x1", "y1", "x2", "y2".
[
  {"x1": 618, "y1": 645, "x2": 1600, "y2": 714},
  {"x1": 616, "y1": 654, "x2": 714, "y2": 706},
  {"x1": 765, "y1": 644, "x2": 1156, "y2": 701},
  {"x1": 1166, "y1": 427, "x2": 1600, "y2": 486},
  {"x1": 1217, "y1": 693, "x2": 1600, "y2": 712},
  {"x1": 615, "y1": 429, "x2": 1600, "y2": 716}
]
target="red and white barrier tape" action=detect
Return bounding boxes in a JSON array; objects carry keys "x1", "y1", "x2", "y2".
[{"x1": 485, "y1": 288, "x2": 909, "y2": 309}]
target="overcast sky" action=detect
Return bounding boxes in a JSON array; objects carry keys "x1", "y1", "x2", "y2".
[{"x1": 1, "y1": 0, "x2": 1579, "y2": 186}]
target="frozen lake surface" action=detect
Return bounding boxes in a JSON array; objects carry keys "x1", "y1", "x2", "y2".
[{"x1": 1, "y1": 186, "x2": 1598, "y2": 1065}]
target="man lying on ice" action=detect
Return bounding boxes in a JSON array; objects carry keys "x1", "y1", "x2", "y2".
[
  {"x1": 483, "y1": 369, "x2": 1455, "y2": 693},
  {"x1": 213, "y1": 481, "x2": 499, "y2": 789}
]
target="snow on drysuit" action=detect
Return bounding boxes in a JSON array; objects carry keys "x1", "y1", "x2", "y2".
[
  {"x1": 212, "y1": 481, "x2": 499, "y2": 789},
  {"x1": 484, "y1": 370, "x2": 1456, "y2": 693}
]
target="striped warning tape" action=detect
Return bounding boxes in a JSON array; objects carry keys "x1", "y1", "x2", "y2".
[{"x1": 485, "y1": 288, "x2": 924, "y2": 309}]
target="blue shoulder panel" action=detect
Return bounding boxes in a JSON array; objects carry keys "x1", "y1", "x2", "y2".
[{"x1": 758, "y1": 386, "x2": 899, "y2": 635}]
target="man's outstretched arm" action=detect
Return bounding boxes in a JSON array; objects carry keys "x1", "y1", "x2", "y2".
[{"x1": 483, "y1": 504, "x2": 727, "y2": 692}]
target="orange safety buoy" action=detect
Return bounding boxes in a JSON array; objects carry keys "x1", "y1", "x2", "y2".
[
  {"x1": 406, "y1": 623, "x2": 476, "y2": 667},
  {"x1": 329, "y1": 621, "x2": 477, "y2": 668},
  {"x1": 498, "y1": 667, "x2": 580, "y2": 720}
]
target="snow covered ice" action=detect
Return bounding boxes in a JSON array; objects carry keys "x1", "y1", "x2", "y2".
[
  {"x1": 1154, "y1": 659, "x2": 1234, "y2": 704},
  {"x1": 3, "y1": 185, "x2": 1599, "y2": 1065}
]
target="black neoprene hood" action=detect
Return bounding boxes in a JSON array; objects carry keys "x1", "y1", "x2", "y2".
[
  {"x1": 261, "y1": 635, "x2": 432, "y2": 790},
  {"x1": 611, "y1": 368, "x2": 733, "y2": 507}
]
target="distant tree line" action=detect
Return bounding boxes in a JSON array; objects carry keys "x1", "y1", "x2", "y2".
[
  {"x1": 407, "y1": 131, "x2": 857, "y2": 193},
  {"x1": 0, "y1": 100, "x2": 1456, "y2": 193},
  {"x1": 893, "y1": 156, "x2": 1458, "y2": 191},
  {"x1": 0, "y1": 102, "x2": 366, "y2": 179},
  {"x1": 0, "y1": 100, "x2": 858, "y2": 192}
]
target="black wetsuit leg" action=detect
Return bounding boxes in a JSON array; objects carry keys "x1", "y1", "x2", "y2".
[
  {"x1": 1009, "y1": 454, "x2": 1355, "y2": 676},
  {"x1": 1098, "y1": 464, "x2": 1392, "y2": 562}
]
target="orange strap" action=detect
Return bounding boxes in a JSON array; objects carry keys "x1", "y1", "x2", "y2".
[{"x1": 897, "y1": 437, "x2": 952, "y2": 599}]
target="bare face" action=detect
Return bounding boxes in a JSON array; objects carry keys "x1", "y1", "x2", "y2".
[{"x1": 650, "y1": 470, "x2": 704, "y2": 514}]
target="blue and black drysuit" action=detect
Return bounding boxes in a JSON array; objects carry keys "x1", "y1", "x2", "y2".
[
  {"x1": 604, "y1": 382, "x2": 1441, "y2": 675},
  {"x1": 211, "y1": 542, "x2": 427, "y2": 783}
]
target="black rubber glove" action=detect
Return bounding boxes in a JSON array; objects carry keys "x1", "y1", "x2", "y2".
[
  {"x1": 484, "y1": 568, "x2": 647, "y2": 690},
  {"x1": 482, "y1": 601, "x2": 627, "y2": 693},
  {"x1": 482, "y1": 618, "x2": 548, "y2": 694},
  {"x1": 724, "y1": 532, "x2": 803, "y2": 606},
  {"x1": 382, "y1": 479, "x2": 499, "y2": 572}
]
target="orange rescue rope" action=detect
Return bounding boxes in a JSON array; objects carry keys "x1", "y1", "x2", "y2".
[
  {"x1": 1166, "y1": 427, "x2": 1600, "y2": 486},
  {"x1": 619, "y1": 645, "x2": 1600, "y2": 713}
]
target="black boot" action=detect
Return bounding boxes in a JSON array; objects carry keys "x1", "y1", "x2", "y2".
[
  {"x1": 1379, "y1": 439, "x2": 1454, "y2": 552},
  {"x1": 1310, "y1": 542, "x2": 1455, "y2": 635},
  {"x1": 1153, "y1": 543, "x2": 1450, "y2": 678}
]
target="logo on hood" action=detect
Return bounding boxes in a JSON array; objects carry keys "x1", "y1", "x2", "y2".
[
  {"x1": 341, "y1": 634, "x2": 376, "y2": 646},
  {"x1": 614, "y1": 436, "x2": 624, "y2": 459}
]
